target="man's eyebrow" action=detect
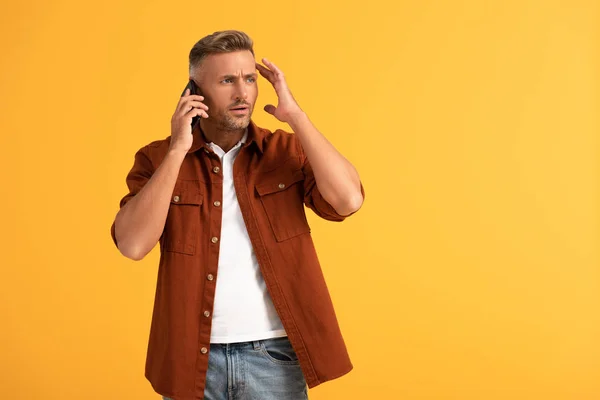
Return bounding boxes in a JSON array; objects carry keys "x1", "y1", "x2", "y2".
[{"x1": 219, "y1": 72, "x2": 258, "y2": 79}]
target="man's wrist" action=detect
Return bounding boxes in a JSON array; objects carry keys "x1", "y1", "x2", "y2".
[
  {"x1": 167, "y1": 147, "x2": 189, "y2": 159},
  {"x1": 286, "y1": 110, "x2": 308, "y2": 128}
]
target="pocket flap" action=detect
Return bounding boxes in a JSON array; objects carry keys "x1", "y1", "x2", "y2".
[
  {"x1": 171, "y1": 182, "x2": 203, "y2": 205},
  {"x1": 256, "y1": 169, "x2": 304, "y2": 197}
]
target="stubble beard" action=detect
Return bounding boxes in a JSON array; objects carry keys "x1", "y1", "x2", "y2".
[{"x1": 216, "y1": 108, "x2": 252, "y2": 132}]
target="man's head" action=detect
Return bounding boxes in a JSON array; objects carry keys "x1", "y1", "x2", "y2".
[{"x1": 189, "y1": 30, "x2": 257, "y2": 132}]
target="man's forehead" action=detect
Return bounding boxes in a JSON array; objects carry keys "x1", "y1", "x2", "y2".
[{"x1": 201, "y1": 51, "x2": 256, "y2": 76}]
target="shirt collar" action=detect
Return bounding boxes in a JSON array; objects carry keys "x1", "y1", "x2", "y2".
[
  {"x1": 207, "y1": 127, "x2": 248, "y2": 151},
  {"x1": 187, "y1": 119, "x2": 265, "y2": 155}
]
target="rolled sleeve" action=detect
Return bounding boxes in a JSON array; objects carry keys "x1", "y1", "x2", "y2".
[
  {"x1": 296, "y1": 135, "x2": 365, "y2": 222},
  {"x1": 110, "y1": 145, "x2": 154, "y2": 248}
]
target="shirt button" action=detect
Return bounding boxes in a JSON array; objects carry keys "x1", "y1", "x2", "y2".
[
  {"x1": 213, "y1": 166, "x2": 220, "y2": 173},
  {"x1": 201, "y1": 347, "x2": 208, "y2": 354},
  {"x1": 173, "y1": 195, "x2": 180, "y2": 202},
  {"x1": 204, "y1": 310, "x2": 210, "y2": 317},
  {"x1": 213, "y1": 200, "x2": 221, "y2": 207},
  {"x1": 211, "y1": 236, "x2": 219, "y2": 243},
  {"x1": 278, "y1": 183, "x2": 285, "y2": 189},
  {"x1": 207, "y1": 274, "x2": 214, "y2": 281}
]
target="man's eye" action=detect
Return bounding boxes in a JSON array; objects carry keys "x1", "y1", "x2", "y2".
[
  {"x1": 222, "y1": 78, "x2": 233, "y2": 83},
  {"x1": 247, "y1": 77, "x2": 256, "y2": 83}
]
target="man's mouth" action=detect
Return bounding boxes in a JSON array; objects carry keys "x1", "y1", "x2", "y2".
[{"x1": 230, "y1": 105, "x2": 249, "y2": 114}]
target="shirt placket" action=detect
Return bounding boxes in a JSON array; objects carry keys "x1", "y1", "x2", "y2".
[
  {"x1": 195, "y1": 140, "x2": 248, "y2": 395},
  {"x1": 194, "y1": 144, "x2": 224, "y2": 394}
]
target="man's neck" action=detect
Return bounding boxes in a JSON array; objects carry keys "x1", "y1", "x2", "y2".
[{"x1": 199, "y1": 120, "x2": 247, "y2": 153}]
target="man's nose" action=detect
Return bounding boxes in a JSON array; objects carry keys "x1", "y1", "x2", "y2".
[{"x1": 233, "y1": 81, "x2": 248, "y2": 101}]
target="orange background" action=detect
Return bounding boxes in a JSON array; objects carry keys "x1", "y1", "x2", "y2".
[{"x1": 0, "y1": 0, "x2": 598, "y2": 399}]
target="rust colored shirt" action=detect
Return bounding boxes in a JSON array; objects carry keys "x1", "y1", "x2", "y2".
[{"x1": 110, "y1": 119, "x2": 365, "y2": 400}]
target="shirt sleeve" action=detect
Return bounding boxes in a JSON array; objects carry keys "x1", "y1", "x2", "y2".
[
  {"x1": 296, "y1": 135, "x2": 365, "y2": 222},
  {"x1": 110, "y1": 145, "x2": 155, "y2": 248}
]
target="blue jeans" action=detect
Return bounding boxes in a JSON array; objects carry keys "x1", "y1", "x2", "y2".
[{"x1": 162, "y1": 336, "x2": 308, "y2": 400}]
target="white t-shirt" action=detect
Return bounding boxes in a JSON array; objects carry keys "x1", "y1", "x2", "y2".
[{"x1": 208, "y1": 129, "x2": 287, "y2": 343}]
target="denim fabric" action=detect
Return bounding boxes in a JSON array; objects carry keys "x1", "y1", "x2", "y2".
[{"x1": 161, "y1": 336, "x2": 308, "y2": 400}]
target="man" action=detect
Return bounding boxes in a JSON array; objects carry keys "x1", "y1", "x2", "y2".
[{"x1": 110, "y1": 30, "x2": 365, "y2": 400}]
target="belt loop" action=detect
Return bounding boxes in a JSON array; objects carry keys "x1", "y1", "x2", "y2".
[{"x1": 252, "y1": 340, "x2": 261, "y2": 350}]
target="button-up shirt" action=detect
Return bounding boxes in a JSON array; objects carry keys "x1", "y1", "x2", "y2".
[
  {"x1": 110, "y1": 119, "x2": 366, "y2": 400},
  {"x1": 205, "y1": 128, "x2": 287, "y2": 343}
]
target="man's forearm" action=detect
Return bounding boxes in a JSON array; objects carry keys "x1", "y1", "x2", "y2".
[
  {"x1": 114, "y1": 149, "x2": 187, "y2": 260},
  {"x1": 288, "y1": 112, "x2": 363, "y2": 216}
]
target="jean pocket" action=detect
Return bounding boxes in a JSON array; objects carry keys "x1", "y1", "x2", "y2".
[{"x1": 259, "y1": 337, "x2": 300, "y2": 366}]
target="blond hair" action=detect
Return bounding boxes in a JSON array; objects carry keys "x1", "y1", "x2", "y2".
[{"x1": 189, "y1": 30, "x2": 254, "y2": 74}]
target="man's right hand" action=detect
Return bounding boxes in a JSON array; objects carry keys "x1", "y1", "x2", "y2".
[{"x1": 169, "y1": 88, "x2": 209, "y2": 153}]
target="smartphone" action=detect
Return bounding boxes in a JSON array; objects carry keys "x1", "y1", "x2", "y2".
[{"x1": 181, "y1": 79, "x2": 202, "y2": 129}]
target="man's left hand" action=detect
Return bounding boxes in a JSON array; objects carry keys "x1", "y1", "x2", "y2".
[{"x1": 256, "y1": 58, "x2": 304, "y2": 123}]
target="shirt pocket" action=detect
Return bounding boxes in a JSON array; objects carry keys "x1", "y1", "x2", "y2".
[
  {"x1": 163, "y1": 181, "x2": 203, "y2": 255},
  {"x1": 255, "y1": 168, "x2": 310, "y2": 242}
]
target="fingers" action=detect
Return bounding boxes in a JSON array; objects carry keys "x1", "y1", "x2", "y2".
[
  {"x1": 262, "y1": 58, "x2": 282, "y2": 75},
  {"x1": 177, "y1": 97, "x2": 208, "y2": 115},
  {"x1": 186, "y1": 106, "x2": 209, "y2": 119},
  {"x1": 262, "y1": 58, "x2": 284, "y2": 79},
  {"x1": 180, "y1": 106, "x2": 208, "y2": 119},
  {"x1": 179, "y1": 93, "x2": 205, "y2": 106},
  {"x1": 256, "y1": 59, "x2": 286, "y2": 88},
  {"x1": 180, "y1": 89, "x2": 204, "y2": 103},
  {"x1": 256, "y1": 63, "x2": 274, "y2": 82},
  {"x1": 185, "y1": 100, "x2": 209, "y2": 111}
]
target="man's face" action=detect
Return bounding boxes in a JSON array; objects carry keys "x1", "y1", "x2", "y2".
[{"x1": 192, "y1": 50, "x2": 258, "y2": 132}]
